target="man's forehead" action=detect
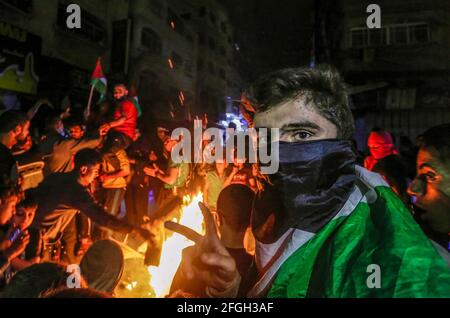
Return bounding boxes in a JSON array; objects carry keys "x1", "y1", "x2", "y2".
[
  {"x1": 254, "y1": 97, "x2": 326, "y2": 129},
  {"x1": 418, "y1": 147, "x2": 444, "y2": 169}
]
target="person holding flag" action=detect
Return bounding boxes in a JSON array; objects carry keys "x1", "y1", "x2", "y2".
[
  {"x1": 173, "y1": 66, "x2": 450, "y2": 298},
  {"x1": 86, "y1": 57, "x2": 107, "y2": 120}
]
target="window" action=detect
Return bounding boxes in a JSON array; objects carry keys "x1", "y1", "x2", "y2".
[
  {"x1": 56, "y1": 2, "x2": 106, "y2": 45},
  {"x1": 141, "y1": 28, "x2": 162, "y2": 54},
  {"x1": 410, "y1": 24, "x2": 429, "y2": 43},
  {"x1": 2, "y1": 0, "x2": 32, "y2": 13},
  {"x1": 368, "y1": 28, "x2": 385, "y2": 46},
  {"x1": 171, "y1": 52, "x2": 184, "y2": 68},
  {"x1": 390, "y1": 26, "x2": 408, "y2": 45},
  {"x1": 350, "y1": 23, "x2": 430, "y2": 48}
]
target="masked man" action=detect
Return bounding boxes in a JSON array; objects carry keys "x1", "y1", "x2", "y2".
[{"x1": 177, "y1": 66, "x2": 450, "y2": 298}]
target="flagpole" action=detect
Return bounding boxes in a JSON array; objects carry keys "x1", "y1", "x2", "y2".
[{"x1": 85, "y1": 83, "x2": 95, "y2": 121}]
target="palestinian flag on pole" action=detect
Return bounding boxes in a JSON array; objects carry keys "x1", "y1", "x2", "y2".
[
  {"x1": 91, "y1": 57, "x2": 107, "y2": 100},
  {"x1": 129, "y1": 84, "x2": 142, "y2": 117},
  {"x1": 249, "y1": 167, "x2": 450, "y2": 298}
]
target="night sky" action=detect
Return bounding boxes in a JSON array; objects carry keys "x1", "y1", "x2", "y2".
[{"x1": 221, "y1": 0, "x2": 314, "y2": 83}]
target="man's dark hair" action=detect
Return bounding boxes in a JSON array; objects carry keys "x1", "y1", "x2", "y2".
[
  {"x1": 0, "y1": 263, "x2": 84, "y2": 298},
  {"x1": 244, "y1": 65, "x2": 355, "y2": 139},
  {"x1": 63, "y1": 116, "x2": 84, "y2": 130},
  {"x1": 74, "y1": 148, "x2": 103, "y2": 170},
  {"x1": 217, "y1": 184, "x2": 255, "y2": 232},
  {"x1": 420, "y1": 124, "x2": 450, "y2": 163},
  {"x1": 0, "y1": 110, "x2": 28, "y2": 134},
  {"x1": 18, "y1": 188, "x2": 39, "y2": 209}
]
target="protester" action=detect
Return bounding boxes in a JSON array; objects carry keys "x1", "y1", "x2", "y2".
[
  {"x1": 364, "y1": 130, "x2": 398, "y2": 171},
  {"x1": 7, "y1": 189, "x2": 42, "y2": 274},
  {"x1": 407, "y1": 124, "x2": 450, "y2": 255},
  {"x1": 97, "y1": 149, "x2": 131, "y2": 218},
  {"x1": 372, "y1": 154, "x2": 411, "y2": 206},
  {"x1": 0, "y1": 263, "x2": 85, "y2": 298},
  {"x1": 144, "y1": 137, "x2": 190, "y2": 208},
  {"x1": 37, "y1": 112, "x2": 65, "y2": 156},
  {"x1": 0, "y1": 111, "x2": 30, "y2": 180},
  {"x1": 203, "y1": 157, "x2": 232, "y2": 213},
  {"x1": 43, "y1": 116, "x2": 106, "y2": 176},
  {"x1": 100, "y1": 84, "x2": 138, "y2": 154},
  {"x1": 170, "y1": 184, "x2": 255, "y2": 297},
  {"x1": 176, "y1": 66, "x2": 450, "y2": 298},
  {"x1": 124, "y1": 138, "x2": 153, "y2": 227},
  {"x1": 32, "y1": 148, "x2": 155, "y2": 262},
  {"x1": 0, "y1": 178, "x2": 29, "y2": 288}
]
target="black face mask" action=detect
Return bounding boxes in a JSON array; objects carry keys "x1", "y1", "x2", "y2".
[{"x1": 252, "y1": 139, "x2": 357, "y2": 244}]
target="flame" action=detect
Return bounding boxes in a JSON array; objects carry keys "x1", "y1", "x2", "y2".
[{"x1": 148, "y1": 193, "x2": 205, "y2": 298}]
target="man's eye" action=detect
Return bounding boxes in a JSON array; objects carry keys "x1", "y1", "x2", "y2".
[
  {"x1": 425, "y1": 172, "x2": 436, "y2": 181},
  {"x1": 294, "y1": 131, "x2": 313, "y2": 141}
]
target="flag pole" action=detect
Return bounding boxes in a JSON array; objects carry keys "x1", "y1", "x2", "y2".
[{"x1": 85, "y1": 83, "x2": 95, "y2": 121}]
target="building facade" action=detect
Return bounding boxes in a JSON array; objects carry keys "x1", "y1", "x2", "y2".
[
  {"x1": 337, "y1": 0, "x2": 450, "y2": 144},
  {"x1": 0, "y1": 0, "x2": 130, "y2": 109},
  {"x1": 127, "y1": 0, "x2": 242, "y2": 122},
  {"x1": 0, "y1": 0, "x2": 243, "y2": 123}
]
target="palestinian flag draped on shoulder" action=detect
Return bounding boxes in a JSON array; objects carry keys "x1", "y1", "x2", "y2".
[
  {"x1": 91, "y1": 57, "x2": 107, "y2": 100},
  {"x1": 129, "y1": 84, "x2": 142, "y2": 117},
  {"x1": 249, "y1": 166, "x2": 450, "y2": 298}
]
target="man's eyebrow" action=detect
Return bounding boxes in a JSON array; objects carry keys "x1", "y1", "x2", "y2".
[
  {"x1": 419, "y1": 163, "x2": 434, "y2": 170},
  {"x1": 280, "y1": 122, "x2": 321, "y2": 131}
]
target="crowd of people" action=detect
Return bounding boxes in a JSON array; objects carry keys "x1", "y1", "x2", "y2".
[{"x1": 0, "y1": 65, "x2": 449, "y2": 298}]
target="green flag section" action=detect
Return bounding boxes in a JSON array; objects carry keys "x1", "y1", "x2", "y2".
[
  {"x1": 91, "y1": 58, "x2": 107, "y2": 99},
  {"x1": 267, "y1": 167, "x2": 450, "y2": 298},
  {"x1": 131, "y1": 96, "x2": 142, "y2": 117}
]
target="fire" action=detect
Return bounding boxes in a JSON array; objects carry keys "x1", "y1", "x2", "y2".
[{"x1": 148, "y1": 193, "x2": 205, "y2": 298}]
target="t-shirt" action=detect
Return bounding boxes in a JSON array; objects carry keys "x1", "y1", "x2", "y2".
[
  {"x1": 164, "y1": 160, "x2": 190, "y2": 190},
  {"x1": 0, "y1": 143, "x2": 16, "y2": 180},
  {"x1": 101, "y1": 149, "x2": 131, "y2": 189},
  {"x1": 113, "y1": 99, "x2": 138, "y2": 140},
  {"x1": 33, "y1": 172, "x2": 134, "y2": 241},
  {"x1": 205, "y1": 171, "x2": 226, "y2": 211}
]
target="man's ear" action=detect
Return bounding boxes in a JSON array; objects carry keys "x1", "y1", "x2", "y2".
[
  {"x1": 80, "y1": 166, "x2": 88, "y2": 176},
  {"x1": 13, "y1": 125, "x2": 22, "y2": 136}
]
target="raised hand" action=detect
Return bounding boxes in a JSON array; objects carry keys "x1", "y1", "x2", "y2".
[{"x1": 166, "y1": 202, "x2": 240, "y2": 297}]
